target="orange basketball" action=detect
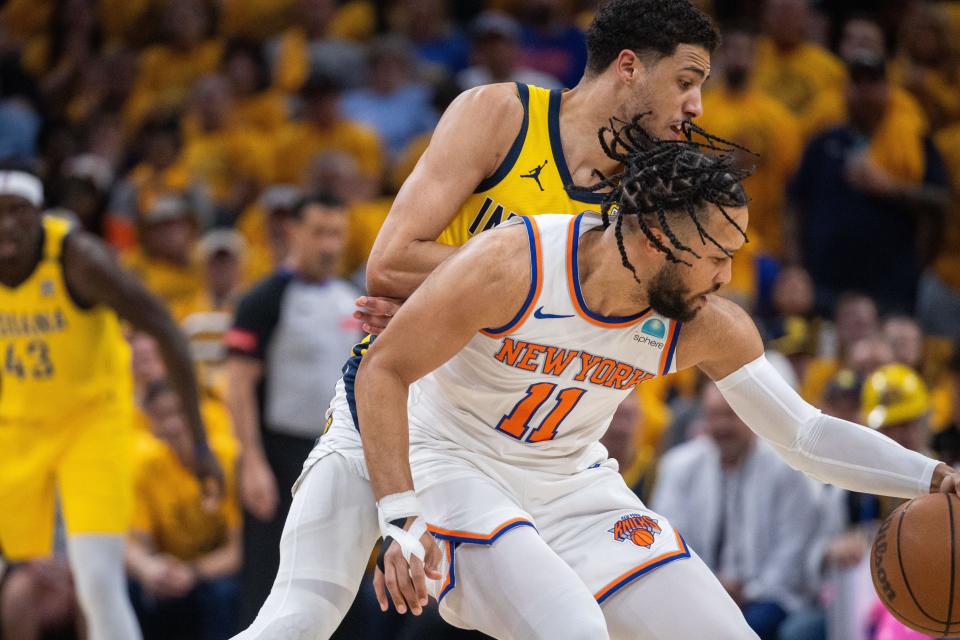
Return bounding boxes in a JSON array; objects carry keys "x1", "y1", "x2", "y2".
[
  {"x1": 871, "y1": 493, "x2": 960, "y2": 637},
  {"x1": 631, "y1": 528, "x2": 654, "y2": 547}
]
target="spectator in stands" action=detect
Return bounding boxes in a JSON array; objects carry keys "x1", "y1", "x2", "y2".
[
  {"x1": 178, "y1": 230, "x2": 246, "y2": 396},
  {"x1": 788, "y1": 53, "x2": 949, "y2": 315},
  {"x1": 124, "y1": 0, "x2": 222, "y2": 134},
  {"x1": 126, "y1": 380, "x2": 241, "y2": 640},
  {"x1": 892, "y1": 3, "x2": 960, "y2": 131},
  {"x1": 600, "y1": 391, "x2": 651, "y2": 500},
  {"x1": 108, "y1": 115, "x2": 187, "y2": 243},
  {"x1": 932, "y1": 349, "x2": 960, "y2": 467},
  {"x1": 269, "y1": 0, "x2": 366, "y2": 92},
  {"x1": 800, "y1": 292, "x2": 878, "y2": 403},
  {"x1": 923, "y1": 120, "x2": 960, "y2": 342},
  {"x1": 236, "y1": 185, "x2": 302, "y2": 284},
  {"x1": 698, "y1": 22, "x2": 802, "y2": 260},
  {"x1": 341, "y1": 36, "x2": 437, "y2": 161},
  {"x1": 800, "y1": 13, "x2": 929, "y2": 146},
  {"x1": 221, "y1": 39, "x2": 288, "y2": 135},
  {"x1": 457, "y1": 10, "x2": 562, "y2": 91},
  {"x1": 179, "y1": 74, "x2": 273, "y2": 222},
  {"x1": 652, "y1": 383, "x2": 821, "y2": 640},
  {"x1": 392, "y1": 0, "x2": 470, "y2": 77},
  {"x1": 751, "y1": 0, "x2": 845, "y2": 124},
  {"x1": 0, "y1": 44, "x2": 41, "y2": 160},
  {"x1": 883, "y1": 315, "x2": 924, "y2": 371},
  {"x1": 272, "y1": 73, "x2": 384, "y2": 186},
  {"x1": 223, "y1": 193, "x2": 361, "y2": 627},
  {"x1": 516, "y1": 0, "x2": 587, "y2": 88},
  {"x1": 122, "y1": 194, "x2": 203, "y2": 312}
]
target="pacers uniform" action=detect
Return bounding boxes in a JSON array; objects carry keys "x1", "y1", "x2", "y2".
[
  {"x1": 237, "y1": 83, "x2": 614, "y2": 638},
  {"x1": 0, "y1": 216, "x2": 133, "y2": 559}
]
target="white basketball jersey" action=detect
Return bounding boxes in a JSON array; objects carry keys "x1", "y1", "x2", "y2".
[{"x1": 408, "y1": 212, "x2": 683, "y2": 473}]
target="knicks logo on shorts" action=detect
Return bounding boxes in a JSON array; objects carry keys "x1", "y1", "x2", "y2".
[{"x1": 609, "y1": 514, "x2": 662, "y2": 548}]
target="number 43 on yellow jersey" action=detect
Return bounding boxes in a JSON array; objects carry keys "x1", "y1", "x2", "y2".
[{"x1": 4, "y1": 340, "x2": 54, "y2": 379}]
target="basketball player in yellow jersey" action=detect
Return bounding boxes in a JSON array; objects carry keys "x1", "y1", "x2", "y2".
[
  {"x1": 0, "y1": 168, "x2": 223, "y2": 640},
  {"x1": 238, "y1": 0, "x2": 719, "y2": 520}
]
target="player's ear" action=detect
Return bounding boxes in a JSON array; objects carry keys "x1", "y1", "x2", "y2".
[{"x1": 614, "y1": 49, "x2": 646, "y2": 85}]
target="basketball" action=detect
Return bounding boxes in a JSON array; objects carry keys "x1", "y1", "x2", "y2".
[
  {"x1": 631, "y1": 528, "x2": 655, "y2": 548},
  {"x1": 871, "y1": 493, "x2": 960, "y2": 637}
]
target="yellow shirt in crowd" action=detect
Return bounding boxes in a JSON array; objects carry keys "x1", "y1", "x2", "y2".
[
  {"x1": 131, "y1": 400, "x2": 240, "y2": 562},
  {"x1": 699, "y1": 87, "x2": 802, "y2": 257},
  {"x1": 122, "y1": 248, "x2": 204, "y2": 312},
  {"x1": 751, "y1": 37, "x2": 846, "y2": 122},
  {"x1": 178, "y1": 127, "x2": 274, "y2": 205},
  {"x1": 272, "y1": 120, "x2": 384, "y2": 183},
  {"x1": 124, "y1": 39, "x2": 224, "y2": 134},
  {"x1": 933, "y1": 122, "x2": 960, "y2": 290}
]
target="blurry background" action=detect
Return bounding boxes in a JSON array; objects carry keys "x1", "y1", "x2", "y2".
[{"x1": 1, "y1": 0, "x2": 960, "y2": 638}]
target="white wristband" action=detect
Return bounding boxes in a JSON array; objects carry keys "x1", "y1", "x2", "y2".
[{"x1": 377, "y1": 491, "x2": 427, "y2": 563}]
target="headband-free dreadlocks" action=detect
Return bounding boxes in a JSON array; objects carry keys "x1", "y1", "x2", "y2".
[{"x1": 582, "y1": 114, "x2": 755, "y2": 283}]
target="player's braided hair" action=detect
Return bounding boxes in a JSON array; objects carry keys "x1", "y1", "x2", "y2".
[{"x1": 583, "y1": 115, "x2": 754, "y2": 282}]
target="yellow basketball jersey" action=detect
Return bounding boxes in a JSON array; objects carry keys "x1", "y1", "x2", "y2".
[
  {"x1": 0, "y1": 216, "x2": 132, "y2": 422},
  {"x1": 437, "y1": 84, "x2": 605, "y2": 248}
]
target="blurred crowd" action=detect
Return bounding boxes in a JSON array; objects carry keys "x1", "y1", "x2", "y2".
[{"x1": 2, "y1": 0, "x2": 960, "y2": 639}]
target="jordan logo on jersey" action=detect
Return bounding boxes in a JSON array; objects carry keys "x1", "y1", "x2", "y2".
[
  {"x1": 519, "y1": 160, "x2": 548, "y2": 191},
  {"x1": 610, "y1": 514, "x2": 662, "y2": 548}
]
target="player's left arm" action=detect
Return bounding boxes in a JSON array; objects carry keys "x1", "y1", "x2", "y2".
[
  {"x1": 678, "y1": 296, "x2": 958, "y2": 499},
  {"x1": 62, "y1": 231, "x2": 223, "y2": 498}
]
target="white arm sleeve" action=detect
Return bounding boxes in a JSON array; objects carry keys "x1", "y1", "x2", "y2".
[{"x1": 715, "y1": 354, "x2": 939, "y2": 499}]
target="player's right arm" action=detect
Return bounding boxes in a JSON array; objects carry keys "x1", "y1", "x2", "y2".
[
  {"x1": 356, "y1": 84, "x2": 524, "y2": 332},
  {"x1": 356, "y1": 223, "x2": 531, "y2": 615}
]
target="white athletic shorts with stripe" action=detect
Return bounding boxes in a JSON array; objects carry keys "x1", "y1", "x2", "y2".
[{"x1": 408, "y1": 445, "x2": 690, "y2": 613}]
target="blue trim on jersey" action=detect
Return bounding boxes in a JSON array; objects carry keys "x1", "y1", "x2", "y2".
[
  {"x1": 481, "y1": 216, "x2": 539, "y2": 335},
  {"x1": 570, "y1": 213, "x2": 650, "y2": 324},
  {"x1": 341, "y1": 336, "x2": 376, "y2": 431},
  {"x1": 547, "y1": 90, "x2": 607, "y2": 205},
  {"x1": 663, "y1": 321, "x2": 682, "y2": 374},
  {"x1": 474, "y1": 83, "x2": 531, "y2": 194},
  {"x1": 594, "y1": 533, "x2": 692, "y2": 605},
  {"x1": 438, "y1": 540, "x2": 457, "y2": 602}
]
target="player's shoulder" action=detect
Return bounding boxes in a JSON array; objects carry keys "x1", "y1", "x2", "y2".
[
  {"x1": 448, "y1": 218, "x2": 534, "y2": 288},
  {"x1": 453, "y1": 82, "x2": 525, "y2": 118},
  {"x1": 675, "y1": 295, "x2": 762, "y2": 372}
]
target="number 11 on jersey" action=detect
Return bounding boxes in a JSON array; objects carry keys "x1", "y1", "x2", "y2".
[{"x1": 495, "y1": 382, "x2": 586, "y2": 443}]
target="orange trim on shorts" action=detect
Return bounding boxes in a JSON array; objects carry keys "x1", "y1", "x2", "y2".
[
  {"x1": 593, "y1": 529, "x2": 691, "y2": 604},
  {"x1": 428, "y1": 517, "x2": 535, "y2": 543}
]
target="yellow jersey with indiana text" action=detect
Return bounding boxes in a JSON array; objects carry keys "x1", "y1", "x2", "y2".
[
  {"x1": 0, "y1": 216, "x2": 132, "y2": 422},
  {"x1": 436, "y1": 83, "x2": 604, "y2": 248}
]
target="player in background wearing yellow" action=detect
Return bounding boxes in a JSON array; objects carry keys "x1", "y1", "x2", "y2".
[
  {"x1": 0, "y1": 166, "x2": 222, "y2": 640},
  {"x1": 234, "y1": 1, "x2": 721, "y2": 637}
]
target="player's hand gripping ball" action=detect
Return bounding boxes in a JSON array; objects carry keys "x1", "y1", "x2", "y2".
[{"x1": 871, "y1": 493, "x2": 960, "y2": 637}]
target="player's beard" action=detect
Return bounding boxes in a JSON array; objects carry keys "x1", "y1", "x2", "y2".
[{"x1": 646, "y1": 261, "x2": 714, "y2": 322}]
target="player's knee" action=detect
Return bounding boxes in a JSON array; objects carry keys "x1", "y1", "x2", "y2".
[{"x1": 241, "y1": 584, "x2": 347, "y2": 640}]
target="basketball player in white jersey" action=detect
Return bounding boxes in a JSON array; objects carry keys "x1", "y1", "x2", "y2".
[{"x1": 353, "y1": 123, "x2": 960, "y2": 639}]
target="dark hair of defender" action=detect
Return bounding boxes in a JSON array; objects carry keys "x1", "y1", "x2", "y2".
[
  {"x1": 585, "y1": 0, "x2": 720, "y2": 73},
  {"x1": 582, "y1": 115, "x2": 754, "y2": 284}
]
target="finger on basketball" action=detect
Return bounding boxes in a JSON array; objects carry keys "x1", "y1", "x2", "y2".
[
  {"x1": 373, "y1": 568, "x2": 389, "y2": 612},
  {"x1": 409, "y1": 555, "x2": 429, "y2": 607},
  {"x1": 392, "y1": 555, "x2": 421, "y2": 615},
  {"x1": 384, "y1": 561, "x2": 406, "y2": 614}
]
